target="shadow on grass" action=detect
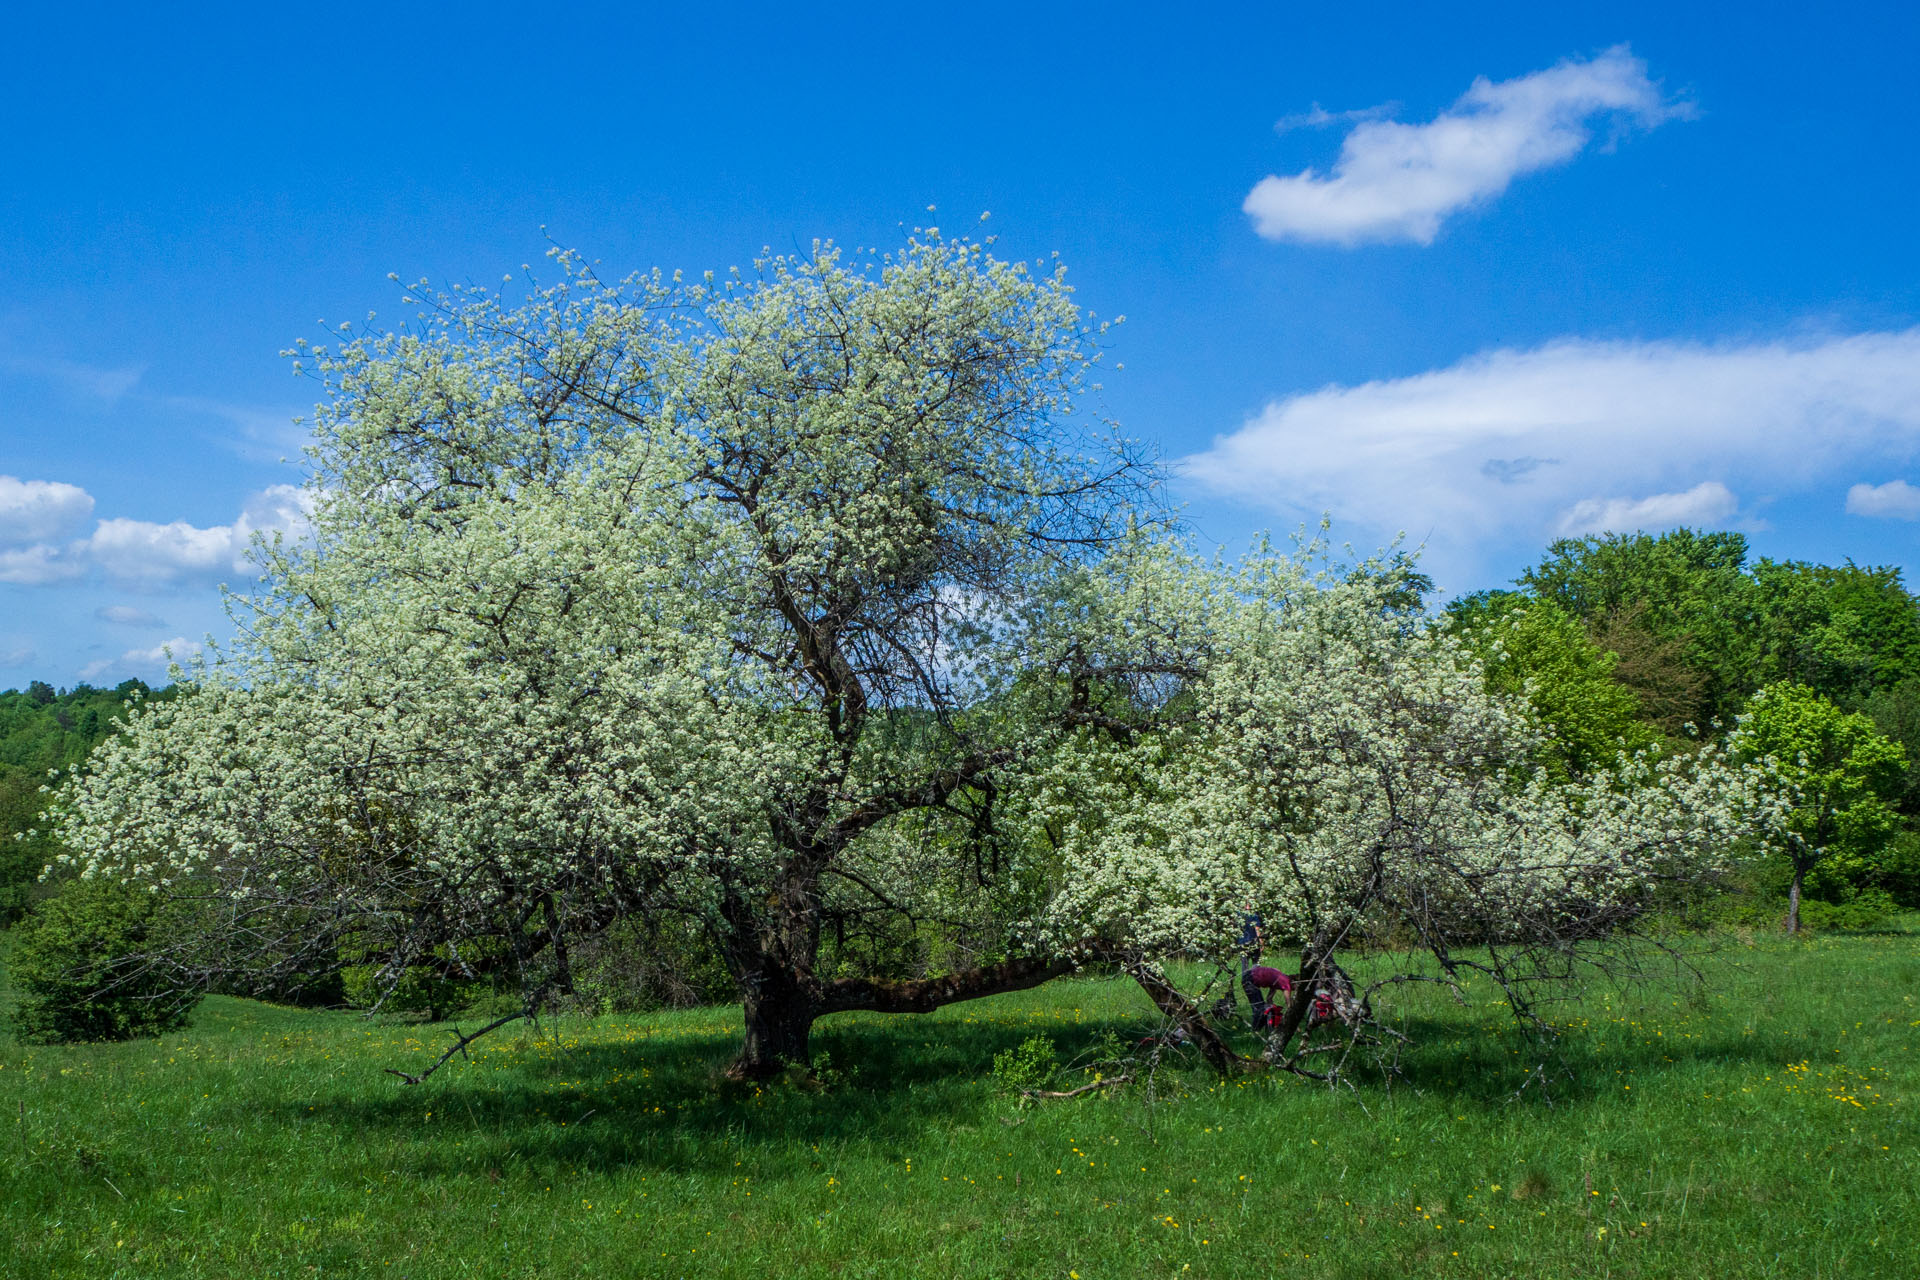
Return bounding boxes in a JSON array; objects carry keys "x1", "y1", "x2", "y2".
[
  {"x1": 1280, "y1": 1010, "x2": 1800, "y2": 1109},
  {"x1": 237, "y1": 987, "x2": 1808, "y2": 1183},
  {"x1": 250, "y1": 1008, "x2": 1152, "y2": 1178}
]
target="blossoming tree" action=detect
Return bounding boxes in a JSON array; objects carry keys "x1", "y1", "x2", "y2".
[
  {"x1": 56, "y1": 235, "x2": 1166, "y2": 1079},
  {"x1": 54, "y1": 235, "x2": 1771, "y2": 1086},
  {"x1": 1038, "y1": 542, "x2": 1776, "y2": 1077}
]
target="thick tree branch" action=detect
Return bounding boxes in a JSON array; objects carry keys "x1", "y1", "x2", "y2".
[{"x1": 821, "y1": 950, "x2": 1089, "y2": 1015}]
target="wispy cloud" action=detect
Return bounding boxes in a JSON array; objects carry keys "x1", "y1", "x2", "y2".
[
  {"x1": 1244, "y1": 46, "x2": 1690, "y2": 246},
  {"x1": 95, "y1": 604, "x2": 168, "y2": 628},
  {"x1": 1846, "y1": 479, "x2": 1920, "y2": 521},
  {"x1": 1271, "y1": 102, "x2": 1399, "y2": 134},
  {"x1": 1557, "y1": 481, "x2": 1738, "y2": 536},
  {"x1": 0, "y1": 349, "x2": 145, "y2": 402},
  {"x1": 79, "y1": 636, "x2": 201, "y2": 682},
  {"x1": 163, "y1": 394, "x2": 311, "y2": 463},
  {"x1": 1180, "y1": 328, "x2": 1920, "y2": 579}
]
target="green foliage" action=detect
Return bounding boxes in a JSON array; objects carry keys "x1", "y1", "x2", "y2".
[
  {"x1": 1733, "y1": 684, "x2": 1907, "y2": 929},
  {"x1": 1736, "y1": 684, "x2": 1905, "y2": 853},
  {"x1": 7, "y1": 876, "x2": 196, "y2": 1043},
  {"x1": 1509, "y1": 532, "x2": 1920, "y2": 742},
  {"x1": 339, "y1": 939, "x2": 501, "y2": 1021},
  {"x1": 1879, "y1": 830, "x2": 1920, "y2": 908},
  {"x1": 990, "y1": 1032, "x2": 1058, "y2": 1100},
  {"x1": 1862, "y1": 679, "x2": 1920, "y2": 813},
  {"x1": 1751, "y1": 559, "x2": 1920, "y2": 707},
  {"x1": 1519, "y1": 528, "x2": 1758, "y2": 726},
  {"x1": 1445, "y1": 592, "x2": 1653, "y2": 774},
  {"x1": 1795, "y1": 890, "x2": 1899, "y2": 932}
]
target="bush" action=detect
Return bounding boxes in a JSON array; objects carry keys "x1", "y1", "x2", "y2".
[
  {"x1": 991, "y1": 1034, "x2": 1058, "y2": 1102},
  {"x1": 1795, "y1": 890, "x2": 1898, "y2": 932},
  {"x1": 8, "y1": 877, "x2": 197, "y2": 1043}
]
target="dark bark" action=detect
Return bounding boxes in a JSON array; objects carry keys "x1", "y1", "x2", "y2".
[
  {"x1": 823, "y1": 953, "x2": 1082, "y2": 1014},
  {"x1": 733, "y1": 976, "x2": 821, "y2": 1079},
  {"x1": 719, "y1": 845, "x2": 831, "y2": 1079},
  {"x1": 1125, "y1": 963, "x2": 1246, "y2": 1077},
  {"x1": 727, "y1": 937, "x2": 1109, "y2": 1078}
]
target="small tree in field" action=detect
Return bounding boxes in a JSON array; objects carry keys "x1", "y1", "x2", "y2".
[
  {"x1": 1731, "y1": 683, "x2": 1906, "y2": 933},
  {"x1": 1042, "y1": 541, "x2": 1774, "y2": 1079},
  {"x1": 55, "y1": 235, "x2": 1163, "y2": 1079}
]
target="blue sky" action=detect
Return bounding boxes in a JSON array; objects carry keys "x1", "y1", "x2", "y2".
[{"x1": 4, "y1": 2, "x2": 1918, "y2": 689}]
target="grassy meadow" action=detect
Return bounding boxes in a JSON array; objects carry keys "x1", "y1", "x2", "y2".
[{"x1": 3, "y1": 924, "x2": 1916, "y2": 1279}]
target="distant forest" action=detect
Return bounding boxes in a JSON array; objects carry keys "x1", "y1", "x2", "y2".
[{"x1": 3, "y1": 526, "x2": 1918, "y2": 928}]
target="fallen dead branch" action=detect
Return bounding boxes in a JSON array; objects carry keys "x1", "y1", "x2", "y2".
[{"x1": 1021, "y1": 1074, "x2": 1132, "y2": 1100}]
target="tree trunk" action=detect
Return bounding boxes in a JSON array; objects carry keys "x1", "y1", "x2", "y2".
[
  {"x1": 718, "y1": 850, "x2": 830, "y2": 1080},
  {"x1": 1126, "y1": 963, "x2": 1245, "y2": 1077},
  {"x1": 731, "y1": 974, "x2": 820, "y2": 1079},
  {"x1": 1786, "y1": 861, "x2": 1806, "y2": 935}
]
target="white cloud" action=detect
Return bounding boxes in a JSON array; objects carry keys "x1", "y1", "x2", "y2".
[
  {"x1": 1557, "y1": 481, "x2": 1738, "y2": 536},
  {"x1": 1846, "y1": 479, "x2": 1920, "y2": 520},
  {"x1": 0, "y1": 483, "x2": 312, "y2": 588},
  {"x1": 0, "y1": 643, "x2": 34, "y2": 668},
  {"x1": 1244, "y1": 46, "x2": 1688, "y2": 246},
  {"x1": 96, "y1": 604, "x2": 167, "y2": 627},
  {"x1": 0, "y1": 476, "x2": 95, "y2": 545},
  {"x1": 86, "y1": 517, "x2": 240, "y2": 582},
  {"x1": 79, "y1": 484, "x2": 312, "y2": 585},
  {"x1": 1180, "y1": 328, "x2": 1920, "y2": 578},
  {"x1": 0, "y1": 543, "x2": 86, "y2": 585},
  {"x1": 79, "y1": 636, "x2": 201, "y2": 682}
]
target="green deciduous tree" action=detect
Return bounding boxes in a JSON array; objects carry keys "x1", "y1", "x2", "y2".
[
  {"x1": 1751, "y1": 560, "x2": 1920, "y2": 707},
  {"x1": 1731, "y1": 683, "x2": 1907, "y2": 933},
  {"x1": 1444, "y1": 591, "x2": 1652, "y2": 776},
  {"x1": 1518, "y1": 528, "x2": 1758, "y2": 726}
]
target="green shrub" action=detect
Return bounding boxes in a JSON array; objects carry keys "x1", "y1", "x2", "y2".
[
  {"x1": 8, "y1": 877, "x2": 196, "y2": 1043},
  {"x1": 990, "y1": 1034, "x2": 1058, "y2": 1103},
  {"x1": 1796, "y1": 890, "x2": 1897, "y2": 932}
]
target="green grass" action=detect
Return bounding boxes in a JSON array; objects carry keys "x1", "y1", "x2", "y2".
[{"x1": 3, "y1": 924, "x2": 1916, "y2": 1279}]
